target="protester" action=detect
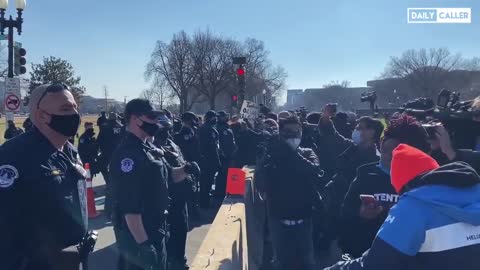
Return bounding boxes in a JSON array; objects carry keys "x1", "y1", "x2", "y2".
[
  {"x1": 3, "y1": 120, "x2": 24, "y2": 140},
  {"x1": 333, "y1": 112, "x2": 353, "y2": 139},
  {"x1": 339, "y1": 114, "x2": 430, "y2": 257},
  {"x1": 319, "y1": 105, "x2": 383, "y2": 186},
  {"x1": 256, "y1": 115, "x2": 322, "y2": 270},
  {"x1": 325, "y1": 144, "x2": 480, "y2": 270}
]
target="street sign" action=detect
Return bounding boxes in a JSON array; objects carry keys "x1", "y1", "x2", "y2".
[
  {"x1": 5, "y1": 93, "x2": 21, "y2": 112},
  {"x1": 5, "y1": 112, "x2": 14, "y2": 121},
  {"x1": 240, "y1": 100, "x2": 259, "y2": 122},
  {"x1": 14, "y1": 41, "x2": 22, "y2": 48},
  {"x1": 0, "y1": 35, "x2": 7, "y2": 41},
  {"x1": 5, "y1": 78, "x2": 20, "y2": 95}
]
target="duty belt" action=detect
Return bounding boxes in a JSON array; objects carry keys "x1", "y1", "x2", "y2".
[{"x1": 280, "y1": 219, "x2": 304, "y2": 226}]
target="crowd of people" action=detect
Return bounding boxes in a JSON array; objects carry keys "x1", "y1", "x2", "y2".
[{"x1": 1, "y1": 82, "x2": 480, "y2": 270}]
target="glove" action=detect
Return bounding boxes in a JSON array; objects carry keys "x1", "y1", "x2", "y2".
[
  {"x1": 185, "y1": 161, "x2": 201, "y2": 177},
  {"x1": 138, "y1": 241, "x2": 158, "y2": 268}
]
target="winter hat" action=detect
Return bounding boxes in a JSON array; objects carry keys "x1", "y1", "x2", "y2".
[{"x1": 391, "y1": 144, "x2": 440, "y2": 193}]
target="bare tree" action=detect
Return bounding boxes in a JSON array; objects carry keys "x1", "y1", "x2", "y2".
[
  {"x1": 146, "y1": 31, "x2": 198, "y2": 113},
  {"x1": 323, "y1": 80, "x2": 351, "y2": 89},
  {"x1": 141, "y1": 78, "x2": 176, "y2": 109},
  {"x1": 382, "y1": 48, "x2": 476, "y2": 97},
  {"x1": 192, "y1": 31, "x2": 236, "y2": 109}
]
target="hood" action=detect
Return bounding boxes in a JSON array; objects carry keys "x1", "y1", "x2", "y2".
[{"x1": 405, "y1": 162, "x2": 480, "y2": 225}]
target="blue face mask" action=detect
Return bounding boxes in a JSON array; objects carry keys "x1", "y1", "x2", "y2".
[{"x1": 377, "y1": 161, "x2": 390, "y2": 175}]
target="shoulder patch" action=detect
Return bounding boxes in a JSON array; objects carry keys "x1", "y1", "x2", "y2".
[
  {"x1": 121, "y1": 158, "x2": 134, "y2": 173},
  {"x1": 0, "y1": 165, "x2": 19, "y2": 188},
  {"x1": 223, "y1": 130, "x2": 228, "y2": 136}
]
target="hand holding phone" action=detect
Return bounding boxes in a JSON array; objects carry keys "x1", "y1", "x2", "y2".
[{"x1": 359, "y1": 194, "x2": 383, "y2": 220}]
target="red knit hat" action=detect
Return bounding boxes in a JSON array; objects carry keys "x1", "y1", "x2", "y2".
[{"x1": 391, "y1": 144, "x2": 440, "y2": 193}]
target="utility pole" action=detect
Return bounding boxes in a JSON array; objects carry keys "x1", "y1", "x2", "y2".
[
  {"x1": 124, "y1": 96, "x2": 127, "y2": 105},
  {"x1": 103, "y1": 85, "x2": 109, "y2": 112}
]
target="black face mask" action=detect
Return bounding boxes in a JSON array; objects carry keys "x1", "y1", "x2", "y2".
[
  {"x1": 48, "y1": 113, "x2": 81, "y2": 137},
  {"x1": 85, "y1": 128, "x2": 95, "y2": 136},
  {"x1": 140, "y1": 120, "x2": 160, "y2": 137}
]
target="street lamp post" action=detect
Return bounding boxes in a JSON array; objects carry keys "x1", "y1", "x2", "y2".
[
  {"x1": 0, "y1": 0, "x2": 26, "y2": 78},
  {"x1": 262, "y1": 89, "x2": 267, "y2": 105}
]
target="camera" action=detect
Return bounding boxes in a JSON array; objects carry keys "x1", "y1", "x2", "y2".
[{"x1": 360, "y1": 91, "x2": 377, "y2": 103}]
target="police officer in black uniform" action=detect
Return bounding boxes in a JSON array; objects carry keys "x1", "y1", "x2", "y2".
[
  {"x1": 154, "y1": 114, "x2": 200, "y2": 270},
  {"x1": 97, "y1": 112, "x2": 124, "y2": 217},
  {"x1": 197, "y1": 110, "x2": 221, "y2": 208},
  {"x1": 110, "y1": 99, "x2": 194, "y2": 270},
  {"x1": 0, "y1": 83, "x2": 90, "y2": 270},
  {"x1": 78, "y1": 122, "x2": 99, "y2": 174},
  {"x1": 174, "y1": 112, "x2": 201, "y2": 164},
  {"x1": 215, "y1": 111, "x2": 236, "y2": 198}
]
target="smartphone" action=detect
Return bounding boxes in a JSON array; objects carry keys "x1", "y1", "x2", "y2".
[{"x1": 360, "y1": 194, "x2": 377, "y2": 205}]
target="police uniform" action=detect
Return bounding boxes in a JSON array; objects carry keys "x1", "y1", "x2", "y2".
[
  {"x1": 97, "y1": 118, "x2": 124, "y2": 216},
  {"x1": 78, "y1": 130, "x2": 99, "y2": 173},
  {"x1": 0, "y1": 128, "x2": 88, "y2": 270},
  {"x1": 197, "y1": 120, "x2": 221, "y2": 207},
  {"x1": 174, "y1": 126, "x2": 201, "y2": 163},
  {"x1": 110, "y1": 132, "x2": 170, "y2": 270},
  {"x1": 215, "y1": 120, "x2": 236, "y2": 197},
  {"x1": 154, "y1": 137, "x2": 193, "y2": 269}
]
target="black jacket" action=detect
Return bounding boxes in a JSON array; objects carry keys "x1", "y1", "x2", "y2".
[
  {"x1": 174, "y1": 126, "x2": 201, "y2": 163},
  {"x1": 256, "y1": 137, "x2": 322, "y2": 219},
  {"x1": 317, "y1": 119, "x2": 379, "y2": 183},
  {"x1": 339, "y1": 162, "x2": 398, "y2": 257},
  {"x1": 78, "y1": 130, "x2": 99, "y2": 167},
  {"x1": 217, "y1": 122, "x2": 236, "y2": 160},
  {"x1": 197, "y1": 123, "x2": 221, "y2": 169}
]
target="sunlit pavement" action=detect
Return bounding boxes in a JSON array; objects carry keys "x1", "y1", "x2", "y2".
[{"x1": 88, "y1": 175, "x2": 219, "y2": 270}]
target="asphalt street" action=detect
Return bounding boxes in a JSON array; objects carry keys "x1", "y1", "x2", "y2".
[{"x1": 88, "y1": 175, "x2": 219, "y2": 270}]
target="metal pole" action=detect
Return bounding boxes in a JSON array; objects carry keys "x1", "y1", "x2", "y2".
[{"x1": 8, "y1": 24, "x2": 13, "y2": 78}]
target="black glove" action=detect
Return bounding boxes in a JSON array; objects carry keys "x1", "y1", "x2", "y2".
[
  {"x1": 185, "y1": 162, "x2": 201, "y2": 177},
  {"x1": 138, "y1": 240, "x2": 158, "y2": 268}
]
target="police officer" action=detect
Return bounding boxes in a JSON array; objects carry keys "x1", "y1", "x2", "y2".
[
  {"x1": 97, "y1": 111, "x2": 124, "y2": 217},
  {"x1": 197, "y1": 110, "x2": 221, "y2": 208},
  {"x1": 4, "y1": 120, "x2": 24, "y2": 140},
  {"x1": 110, "y1": 99, "x2": 194, "y2": 270},
  {"x1": 174, "y1": 112, "x2": 202, "y2": 217},
  {"x1": 78, "y1": 122, "x2": 99, "y2": 174},
  {"x1": 154, "y1": 114, "x2": 200, "y2": 270},
  {"x1": 0, "y1": 83, "x2": 89, "y2": 270},
  {"x1": 174, "y1": 112, "x2": 201, "y2": 163},
  {"x1": 97, "y1": 111, "x2": 108, "y2": 129},
  {"x1": 215, "y1": 111, "x2": 236, "y2": 198}
]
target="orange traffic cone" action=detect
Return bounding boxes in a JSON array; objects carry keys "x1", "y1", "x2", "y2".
[{"x1": 85, "y1": 163, "x2": 99, "y2": 218}]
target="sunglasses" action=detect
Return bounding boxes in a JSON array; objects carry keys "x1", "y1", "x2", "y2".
[{"x1": 37, "y1": 83, "x2": 70, "y2": 109}]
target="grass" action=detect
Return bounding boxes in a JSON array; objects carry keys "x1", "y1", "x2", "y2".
[{"x1": 0, "y1": 115, "x2": 100, "y2": 145}]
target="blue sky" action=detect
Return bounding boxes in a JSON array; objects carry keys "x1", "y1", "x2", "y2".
[{"x1": 10, "y1": 0, "x2": 480, "y2": 102}]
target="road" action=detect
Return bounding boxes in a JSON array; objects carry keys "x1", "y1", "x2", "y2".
[{"x1": 88, "y1": 175, "x2": 219, "y2": 269}]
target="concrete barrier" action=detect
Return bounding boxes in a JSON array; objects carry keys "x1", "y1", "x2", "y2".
[{"x1": 190, "y1": 167, "x2": 255, "y2": 270}]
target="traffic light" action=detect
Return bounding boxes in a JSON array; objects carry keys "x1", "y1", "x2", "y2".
[
  {"x1": 237, "y1": 65, "x2": 245, "y2": 89},
  {"x1": 14, "y1": 47, "x2": 26, "y2": 75},
  {"x1": 231, "y1": 95, "x2": 238, "y2": 107}
]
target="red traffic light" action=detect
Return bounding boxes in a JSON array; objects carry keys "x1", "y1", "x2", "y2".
[
  {"x1": 232, "y1": 95, "x2": 238, "y2": 101},
  {"x1": 237, "y1": 67, "x2": 245, "y2": 76}
]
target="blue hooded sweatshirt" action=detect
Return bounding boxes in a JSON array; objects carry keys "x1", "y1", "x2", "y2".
[{"x1": 325, "y1": 162, "x2": 480, "y2": 270}]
